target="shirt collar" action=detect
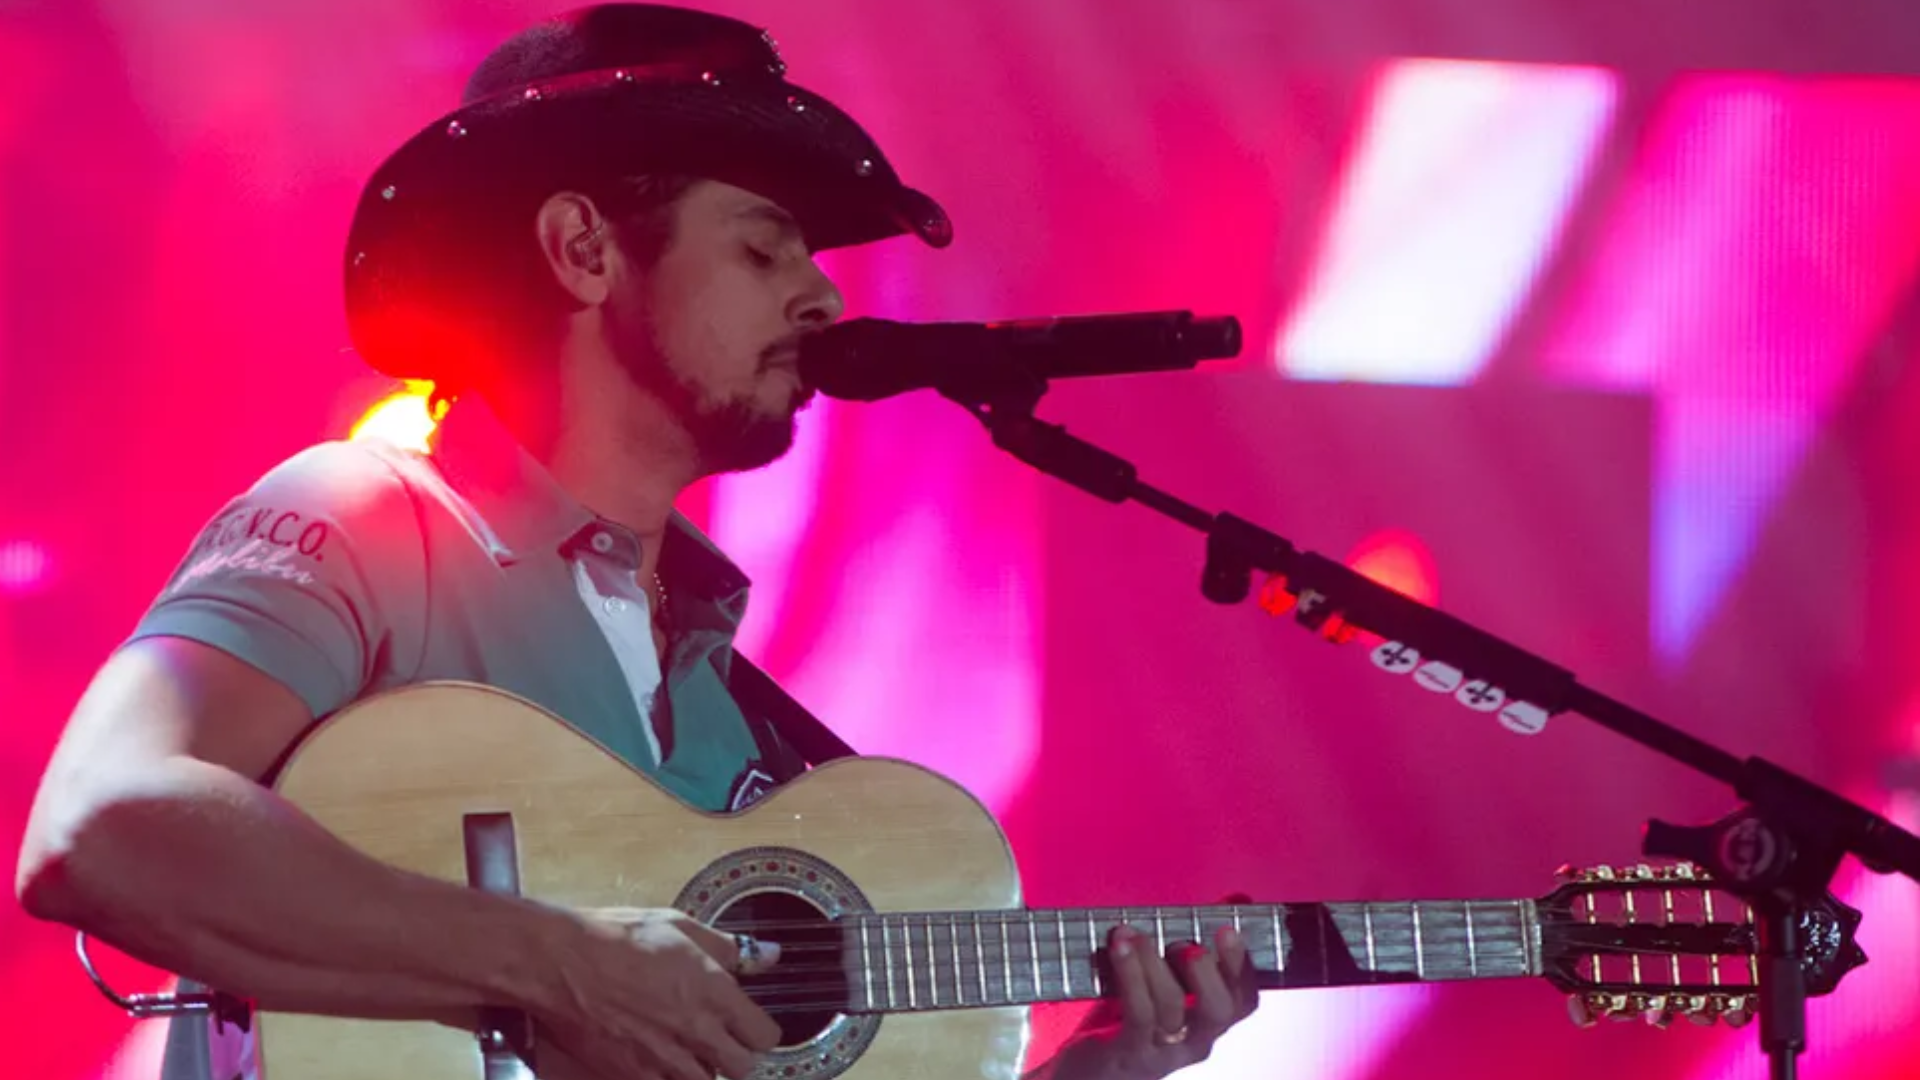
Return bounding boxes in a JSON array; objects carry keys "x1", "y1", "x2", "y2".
[{"x1": 429, "y1": 398, "x2": 751, "y2": 622}]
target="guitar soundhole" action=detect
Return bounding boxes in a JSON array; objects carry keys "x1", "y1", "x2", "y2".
[{"x1": 718, "y1": 890, "x2": 847, "y2": 1048}]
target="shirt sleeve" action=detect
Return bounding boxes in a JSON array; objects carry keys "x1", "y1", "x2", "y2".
[{"x1": 128, "y1": 440, "x2": 429, "y2": 719}]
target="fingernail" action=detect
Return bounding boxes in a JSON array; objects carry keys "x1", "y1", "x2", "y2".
[
  {"x1": 1218, "y1": 927, "x2": 1242, "y2": 950},
  {"x1": 1112, "y1": 929, "x2": 1133, "y2": 958}
]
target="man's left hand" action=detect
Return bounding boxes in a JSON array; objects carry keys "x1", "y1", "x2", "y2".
[{"x1": 1044, "y1": 921, "x2": 1260, "y2": 1080}]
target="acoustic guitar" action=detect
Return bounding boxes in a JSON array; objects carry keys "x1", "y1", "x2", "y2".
[{"x1": 253, "y1": 682, "x2": 1863, "y2": 1080}]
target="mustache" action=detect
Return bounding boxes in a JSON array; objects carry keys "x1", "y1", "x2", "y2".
[{"x1": 760, "y1": 332, "x2": 809, "y2": 371}]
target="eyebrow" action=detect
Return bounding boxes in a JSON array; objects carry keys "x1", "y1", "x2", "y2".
[{"x1": 735, "y1": 204, "x2": 805, "y2": 243}]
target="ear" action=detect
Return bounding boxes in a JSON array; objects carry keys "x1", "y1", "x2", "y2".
[{"x1": 534, "y1": 192, "x2": 613, "y2": 306}]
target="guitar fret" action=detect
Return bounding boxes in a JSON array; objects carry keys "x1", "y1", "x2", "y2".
[
  {"x1": 1363, "y1": 905, "x2": 1376, "y2": 970},
  {"x1": 948, "y1": 916, "x2": 962, "y2": 1007},
  {"x1": 1152, "y1": 911, "x2": 1166, "y2": 953},
  {"x1": 1518, "y1": 900, "x2": 1538, "y2": 975},
  {"x1": 859, "y1": 919, "x2": 875, "y2": 1010},
  {"x1": 1087, "y1": 916, "x2": 1101, "y2": 993},
  {"x1": 881, "y1": 919, "x2": 896, "y2": 1009},
  {"x1": 1412, "y1": 904, "x2": 1425, "y2": 980},
  {"x1": 927, "y1": 915, "x2": 940, "y2": 1007},
  {"x1": 1027, "y1": 917, "x2": 1040, "y2": 1001},
  {"x1": 1055, "y1": 913, "x2": 1070, "y2": 999},
  {"x1": 1271, "y1": 907, "x2": 1285, "y2": 973},
  {"x1": 1190, "y1": 908, "x2": 1202, "y2": 945},
  {"x1": 973, "y1": 912, "x2": 988, "y2": 1005},
  {"x1": 904, "y1": 917, "x2": 918, "y2": 1009},
  {"x1": 1464, "y1": 903, "x2": 1478, "y2": 977}
]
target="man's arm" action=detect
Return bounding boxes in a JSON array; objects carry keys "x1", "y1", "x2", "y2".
[
  {"x1": 16, "y1": 635, "x2": 780, "y2": 1080},
  {"x1": 15, "y1": 635, "x2": 581, "y2": 1020}
]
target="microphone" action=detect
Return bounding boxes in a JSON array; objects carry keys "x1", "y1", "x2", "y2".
[{"x1": 798, "y1": 311, "x2": 1242, "y2": 402}]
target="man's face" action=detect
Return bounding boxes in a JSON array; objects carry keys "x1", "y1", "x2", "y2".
[{"x1": 603, "y1": 179, "x2": 845, "y2": 474}]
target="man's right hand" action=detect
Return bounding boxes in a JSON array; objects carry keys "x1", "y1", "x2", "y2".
[{"x1": 535, "y1": 907, "x2": 783, "y2": 1080}]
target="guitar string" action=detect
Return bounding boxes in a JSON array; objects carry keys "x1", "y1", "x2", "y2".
[
  {"x1": 723, "y1": 931, "x2": 1532, "y2": 955},
  {"x1": 696, "y1": 941, "x2": 1745, "y2": 984},
  {"x1": 715, "y1": 947, "x2": 1734, "y2": 983},
  {"x1": 711, "y1": 948, "x2": 1758, "y2": 1015},
  {"x1": 703, "y1": 906, "x2": 1747, "y2": 934},
  {"x1": 714, "y1": 926, "x2": 1704, "y2": 957},
  {"x1": 705, "y1": 905, "x2": 1562, "y2": 932},
  {"x1": 715, "y1": 961, "x2": 1765, "y2": 1019}
]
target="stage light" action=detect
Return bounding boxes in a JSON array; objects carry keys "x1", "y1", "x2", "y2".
[
  {"x1": 349, "y1": 382, "x2": 439, "y2": 452},
  {"x1": 1278, "y1": 59, "x2": 1618, "y2": 385},
  {"x1": 1346, "y1": 527, "x2": 1439, "y2": 606},
  {"x1": 0, "y1": 538, "x2": 52, "y2": 594}
]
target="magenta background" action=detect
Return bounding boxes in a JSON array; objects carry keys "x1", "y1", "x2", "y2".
[{"x1": 6, "y1": 1, "x2": 1920, "y2": 1078}]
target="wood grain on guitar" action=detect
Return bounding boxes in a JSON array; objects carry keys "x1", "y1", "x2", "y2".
[{"x1": 256, "y1": 683, "x2": 1863, "y2": 1080}]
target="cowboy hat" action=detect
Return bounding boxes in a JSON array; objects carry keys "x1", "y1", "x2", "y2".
[{"x1": 343, "y1": 3, "x2": 951, "y2": 379}]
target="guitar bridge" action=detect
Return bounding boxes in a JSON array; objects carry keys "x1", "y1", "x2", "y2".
[{"x1": 464, "y1": 812, "x2": 537, "y2": 1080}]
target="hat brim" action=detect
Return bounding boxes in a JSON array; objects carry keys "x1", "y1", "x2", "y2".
[{"x1": 345, "y1": 64, "x2": 950, "y2": 378}]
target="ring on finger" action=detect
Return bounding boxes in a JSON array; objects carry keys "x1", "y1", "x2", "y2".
[
  {"x1": 734, "y1": 933, "x2": 777, "y2": 976},
  {"x1": 1153, "y1": 1022, "x2": 1190, "y2": 1046}
]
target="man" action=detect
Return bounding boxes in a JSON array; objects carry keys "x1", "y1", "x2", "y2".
[{"x1": 14, "y1": 6, "x2": 1257, "y2": 1080}]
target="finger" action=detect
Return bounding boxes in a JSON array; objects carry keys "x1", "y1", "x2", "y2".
[
  {"x1": 715, "y1": 982, "x2": 783, "y2": 1052},
  {"x1": 1144, "y1": 942, "x2": 1194, "y2": 1037},
  {"x1": 684, "y1": 918, "x2": 742, "y2": 969},
  {"x1": 1108, "y1": 926, "x2": 1161, "y2": 1051},
  {"x1": 1176, "y1": 938, "x2": 1236, "y2": 1032},
  {"x1": 685, "y1": 919, "x2": 784, "y2": 975},
  {"x1": 642, "y1": 1033, "x2": 712, "y2": 1080},
  {"x1": 1218, "y1": 925, "x2": 1260, "y2": 1017},
  {"x1": 686, "y1": 1015, "x2": 759, "y2": 1080}
]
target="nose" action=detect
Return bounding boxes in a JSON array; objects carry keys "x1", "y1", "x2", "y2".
[{"x1": 789, "y1": 260, "x2": 846, "y2": 330}]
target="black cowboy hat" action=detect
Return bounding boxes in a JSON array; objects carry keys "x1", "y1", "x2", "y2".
[{"x1": 343, "y1": 3, "x2": 951, "y2": 380}]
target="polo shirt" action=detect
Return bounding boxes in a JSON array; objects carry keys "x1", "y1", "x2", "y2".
[{"x1": 131, "y1": 398, "x2": 797, "y2": 1080}]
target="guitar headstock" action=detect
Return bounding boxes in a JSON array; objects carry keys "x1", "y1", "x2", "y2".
[{"x1": 1537, "y1": 862, "x2": 1865, "y2": 1028}]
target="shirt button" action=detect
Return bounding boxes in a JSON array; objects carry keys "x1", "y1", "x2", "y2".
[
  {"x1": 589, "y1": 531, "x2": 615, "y2": 554},
  {"x1": 603, "y1": 597, "x2": 626, "y2": 615}
]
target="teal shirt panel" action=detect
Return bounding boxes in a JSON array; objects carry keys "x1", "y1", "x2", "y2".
[{"x1": 129, "y1": 436, "x2": 774, "y2": 813}]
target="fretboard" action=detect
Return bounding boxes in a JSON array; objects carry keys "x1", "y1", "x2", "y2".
[{"x1": 840, "y1": 901, "x2": 1540, "y2": 1013}]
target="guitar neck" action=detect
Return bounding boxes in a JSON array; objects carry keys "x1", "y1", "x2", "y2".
[{"x1": 841, "y1": 901, "x2": 1542, "y2": 1013}]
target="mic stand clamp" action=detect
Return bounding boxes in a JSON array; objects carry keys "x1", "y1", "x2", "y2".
[{"x1": 941, "y1": 371, "x2": 1904, "y2": 1080}]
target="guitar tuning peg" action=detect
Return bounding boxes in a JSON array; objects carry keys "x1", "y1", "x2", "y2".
[
  {"x1": 1566, "y1": 994, "x2": 1599, "y2": 1028},
  {"x1": 1722, "y1": 995, "x2": 1755, "y2": 1028},
  {"x1": 1558, "y1": 864, "x2": 1617, "y2": 883},
  {"x1": 1590, "y1": 992, "x2": 1636, "y2": 1022},
  {"x1": 1629, "y1": 864, "x2": 1656, "y2": 881}
]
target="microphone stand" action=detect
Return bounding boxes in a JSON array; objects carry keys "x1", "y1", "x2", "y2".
[{"x1": 939, "y1": 370, "x2": 1917, "y2": 1080}]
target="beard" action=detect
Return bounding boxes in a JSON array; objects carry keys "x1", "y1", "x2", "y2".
[{"x1": 619, "y1": 339, "x2": 801, "y2": 475}]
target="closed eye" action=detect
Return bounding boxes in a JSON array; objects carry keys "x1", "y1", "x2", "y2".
[{"x1": 744, "y1": 245, "x2": 777, "y2": 269}]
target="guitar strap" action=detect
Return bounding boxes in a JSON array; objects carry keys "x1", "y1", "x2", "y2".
[{"x1": 724, "y1": 652, "x2": 858, "y2": 780}]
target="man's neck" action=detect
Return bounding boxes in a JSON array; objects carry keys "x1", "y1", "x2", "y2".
[{"x1": 480, "y1": 376, "x2": 699, "y2": 563}]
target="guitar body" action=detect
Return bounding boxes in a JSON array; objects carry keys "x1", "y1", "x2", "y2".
[{"x1": 261, "y1": 682, "x2": 1030, "y2": 1080}]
